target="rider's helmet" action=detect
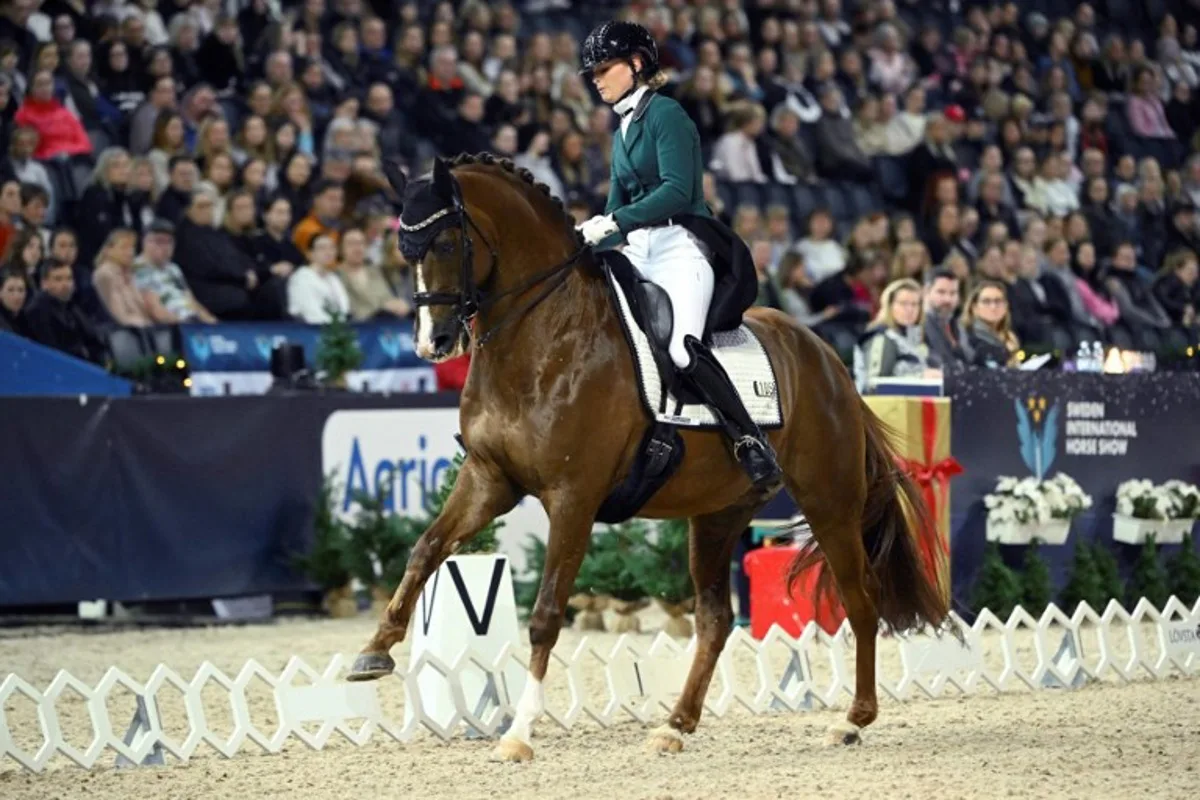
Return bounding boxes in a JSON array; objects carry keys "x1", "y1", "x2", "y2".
[{"x1": 579, "y1": 20, "x2": 659, "y2": 81}]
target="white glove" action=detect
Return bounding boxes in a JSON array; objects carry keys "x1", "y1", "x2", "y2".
[{"x1": 576, "y1": 214, "x2": 620, "y2": 246}]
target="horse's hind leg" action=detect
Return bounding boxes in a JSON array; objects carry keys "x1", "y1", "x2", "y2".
[
  {"x1": 784, "y1": 477, "x2": 878, "y2": 745},
  {"x1": 647, "y1": 502, "x2": 757, "y2": 754},
  {"x1": 346, "y1": 456, "x2": 517, "y2": 681}
]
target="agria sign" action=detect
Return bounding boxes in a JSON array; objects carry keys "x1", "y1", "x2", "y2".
[{"x1": 322, "y1": 408, "x2": 461, "y2": 515}]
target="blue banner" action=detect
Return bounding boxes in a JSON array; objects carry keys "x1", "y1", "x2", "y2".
[
  {"x1": 180, "y1": 320, "x2": 425, "y2": 372},
  {"x1": 179, "y1": 320, "x2": 435, "y2": 395}
]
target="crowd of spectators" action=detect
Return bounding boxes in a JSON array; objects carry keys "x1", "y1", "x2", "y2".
[{"x1": 0, "y1": 0, "x2": 1194, "y2": 386}]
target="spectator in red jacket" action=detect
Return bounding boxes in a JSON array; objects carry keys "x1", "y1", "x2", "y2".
[{"x1": 13, "y1": 69, "x2": 92, "y2": 160}]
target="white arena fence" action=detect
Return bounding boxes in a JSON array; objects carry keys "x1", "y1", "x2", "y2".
[{"x1": 2, "y1": 596, "x2": 1197, "y2": 773}]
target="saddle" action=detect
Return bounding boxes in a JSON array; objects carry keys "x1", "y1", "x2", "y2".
[{"x1": 593, "y1": 251, "x2": 784, "y2": 524}]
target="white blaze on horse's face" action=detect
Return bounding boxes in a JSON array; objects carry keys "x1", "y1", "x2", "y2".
[{"x1": 413, "y1": 261, "x2": 438, "y2": 360}]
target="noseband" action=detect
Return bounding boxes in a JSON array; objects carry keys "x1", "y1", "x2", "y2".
[{"x1": 401, "y1": 178, "x2": 589, "y2": 348}]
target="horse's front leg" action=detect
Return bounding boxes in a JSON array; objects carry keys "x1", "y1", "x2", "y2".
[
  {"x1": 492, "y1": 490, "x2": 595, "y2": 762},
  {"x1": 346, "y1": 456, "x2": 518, "y2": 681}
]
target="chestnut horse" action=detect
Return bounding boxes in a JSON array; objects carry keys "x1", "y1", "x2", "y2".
[{"x1": 346, "y1": 155, "x2": 948, "y2": 761}]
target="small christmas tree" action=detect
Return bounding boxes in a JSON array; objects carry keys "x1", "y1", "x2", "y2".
[
  {"x1": 315, "y1": 312, "x2": 364, "y2": 388},
  {"x1": 1020, "y1": 539, "x2": 1053, "y2": 616},
  {"x1": 1091, "y1": 543, "x2": 1126, "y2": 610},
  {"x1": 343, "y1": 484, "x2": 424, "y2": 595},
  {"x1": 576, "y1": 524, "x2": 645, "y2": 602},
  {"x1": 971, "y1": 541, "x2": 1023, "y2": 620},
  {"x1": 626, "y1": 519, "x2": 692, "y2": 605},
  {"x1": 1059, "y1": 541, "x2": 1105, "y2": 613},
  {"x1": 514, "y1": 534, "x2": 546, "y2": 619},
  {"x1": 1128, "y1": 534, "x2": 1171, "y2": 609},
  {"x1": 426, "y1": 452, "x2": 504, "y2": 554},
  {"x1": 1166, "y1": 533, "x2": 1200, "y2": 607}
]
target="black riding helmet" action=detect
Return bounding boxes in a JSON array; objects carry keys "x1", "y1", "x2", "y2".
[{"x1": 579, "y1": 20, "x2": 659, "y2": 80}]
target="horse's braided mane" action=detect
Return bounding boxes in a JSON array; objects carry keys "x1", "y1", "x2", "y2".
[{"x1": 448, "y1": 152, "x2": 579, "y2": 233}]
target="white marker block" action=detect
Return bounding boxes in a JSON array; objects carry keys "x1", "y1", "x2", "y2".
[{"x1": 405, "y1": 554, "x2": 524, "y2": 732}]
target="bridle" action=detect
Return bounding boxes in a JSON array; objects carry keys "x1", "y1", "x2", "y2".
[{"x1": 401, "y1": 177, "x2": 589, "y2": 348}]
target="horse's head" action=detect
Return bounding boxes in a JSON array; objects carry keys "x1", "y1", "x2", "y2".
[{"x1": 396, "y1": 157, "x2": 494, "y2": 362}]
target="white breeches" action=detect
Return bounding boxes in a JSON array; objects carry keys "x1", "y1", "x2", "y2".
[{"x1": 623, "y1": 226, "x2": 715, "y2": 368}]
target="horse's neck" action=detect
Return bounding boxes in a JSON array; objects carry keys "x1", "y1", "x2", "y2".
[{"x1": 470, "y1": 258, "x2": 617, "y2": 385}]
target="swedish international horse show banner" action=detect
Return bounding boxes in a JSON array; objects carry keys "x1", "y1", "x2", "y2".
[
  {"x1": 946, "y1": 369, "x2": 1200, "y2": 602},
  {"x1": 180, "y1": 320, "x2": 437, "y2": 396}
]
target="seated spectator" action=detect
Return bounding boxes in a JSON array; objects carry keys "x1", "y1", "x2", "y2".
[
  {"x1": 890, "y1": 241, "x2": 932, "y2": 282},
  {"x1": 338, "y1": 227, "x2": 410, "y2": 321},
  {"x1": 4, "y1": 226, "x2": 43, "y2": 287},
  {"x1": 154, "y1": 155, "x2": 197, "y2": 225},
  {"x1": 1126, "y1": 67, "x2": 1175, "y2": 139},
  {"x1": 176, "y1": 189, "x2": 286, "y2": 321},
  {"x1": 793, "y1": 208, "x2": 846, "y2": 283},
  {"x1": 13, "y1": 69, "x2": 92, "y2": 160},
  {"x1": 922, "y1": 268, "x2": 966, "y2": 366},
  {"x1": 0, "y1": 266, "x2": 25, "y2": 333},
  {"x1": 959, "y1": 280, "x2": 1020, "y2": 367},
  {"x1": 92, "y1": 228, "x2": 151, "y2": 327},
  {"x1": 250, "y1": 195, "x2": 303, "y2": 280},
  {"x1": 133, "y1": 219, "x2": 215, "y2": 324},
  {"x1": 292, "y1": 179, "x2": 344, "y2": 261},
  {"x1": 77, "y1": 148, "x2": 146, "y2": 270},
  {"x1": 21, "y1": 259, "x2": 106, "y2": 364},
  {"x1": 814, "y1": 84, "x2": 873, "y2": 182},
  {"x1": 854, "y1": 278, "x2": 939, "y2": 393},
  {"x1": 777, "y1": 251, "x2": 840, "y2": 329},
  {"x1": 1030, "y1": 152, "x2": 1080, "y2": 218},
  {"x1": 1105, "y1": 241, "x2": 1172, "y2": 349},
  {"x1": 288, "y1": 232, "x2": 350, "y2": 324},
  {"x1": 7, "y1": 128, "x2": 54, "y2": 224},
  {"x1": 810, "y1": 251, "x2": 877, "y2": 327},
  {"x1": 1040, "y1": 236, "x2": 1102, "y2": 342},
  {"x1": 1071, "y1": 241, "x2": 1120, "y2": 327},
  {"x1": 513, "y1": 129, "x2": 564, "y2": 200},
  {"x1": 554, "y1": 128, "x2": 602, "y2": 208},
  {"x1": 18, "y1": 182, "x2": 50, "y2": 244},
  {"x1": 710, "y1": 102, "x2": 768, "y2": 183},
  {"x1": 868, "y1": 23, "x2": 915, "y2": 96},
  {"x1": 1166, "y1": 199, "x2": 1199, "y2": 254},
  {"x1": 908, "y1": 112, "x2": 959, "y2": 215},
  {"x1": 750, "y1": 239, "x2": 783, "y2": 310},
  {"x1": 1153, "y1": 248, "x2": 1199, "y2": 332}
]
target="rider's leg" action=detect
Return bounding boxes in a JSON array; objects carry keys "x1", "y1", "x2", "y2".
[{"x1": 642, "y1": 228, "x2": 781, "y2": 487}]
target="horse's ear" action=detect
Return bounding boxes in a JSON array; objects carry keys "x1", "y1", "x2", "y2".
[
  {"x1": 431, "y1": 157, "x2": 455, "y2": 203},
  {"x1": 381, "y1": 159, "x2": 407, "y2": 212}
]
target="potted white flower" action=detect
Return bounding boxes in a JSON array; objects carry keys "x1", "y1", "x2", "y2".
[
  {"x1": 1112, "y1": 479, "x2": 1200, "y2": 545},
  {"x1": 985, "y1": 473, "x2": 1092, "y2": 545}
]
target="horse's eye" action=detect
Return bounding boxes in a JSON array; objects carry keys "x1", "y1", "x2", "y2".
[{"x1": 435, "y1": 240, "x2": 455, "y2": 255}]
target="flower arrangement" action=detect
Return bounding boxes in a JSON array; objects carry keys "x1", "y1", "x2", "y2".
[
  {"x1": 1112, "y1": 479, "x2": 1199, "y2": 545},
  {"x1": 985, "y1": 474, "x2": 1093, "y2": 525},
  {"x1": 1115, "y1": 479, "x2": 1200, "y2": 520}
]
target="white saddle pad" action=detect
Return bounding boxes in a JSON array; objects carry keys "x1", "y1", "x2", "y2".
[{"x1": 608, "y1": 269, "x2": 783, "y2": 430}]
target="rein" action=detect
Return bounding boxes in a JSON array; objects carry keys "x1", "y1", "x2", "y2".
[{"x1": 405, "y1": 184, "x2": 589, "y2": 348}]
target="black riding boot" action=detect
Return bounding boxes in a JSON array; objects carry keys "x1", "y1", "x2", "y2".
[{"x1": 681, "y1": 336, "x2": 782, "y2": 487}]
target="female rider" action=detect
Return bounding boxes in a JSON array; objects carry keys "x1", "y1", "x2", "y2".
[{"x1": 575, "y1": 21, "x2": 780, "y2": 487}]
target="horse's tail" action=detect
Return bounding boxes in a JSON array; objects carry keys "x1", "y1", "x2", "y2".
[{"x1": 788, "y1": 402, "x2": 949, "y2": 633}]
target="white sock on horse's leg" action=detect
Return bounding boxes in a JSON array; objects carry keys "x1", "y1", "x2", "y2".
[
  {"x1": 508, "y1": 676, "x2": 544, "y2": 743},
  {"x1": 492, "y1": 677, "x2": 542, "y2": 761}
]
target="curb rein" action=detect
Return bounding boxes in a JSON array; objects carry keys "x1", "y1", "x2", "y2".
[{"x1": 405, "y1": 187, "x2": 589, "y2": 348}]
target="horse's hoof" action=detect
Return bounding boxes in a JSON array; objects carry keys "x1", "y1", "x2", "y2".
[
  {"x1": 490, "y1": 737, "x2": 534, "y2": 763},
  {"x1": 645, "y1": 724, "x2": 684, "y2": 755},
  {"x1": 825, "y1": 720, "x2": 862, "y2": 747},
  {"x1": 345, "y1": 652, "x2": 395, "y2": 682}
]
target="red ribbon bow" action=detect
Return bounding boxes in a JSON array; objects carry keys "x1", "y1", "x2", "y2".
[{"x1": 894, "y1": 398, "x2": 963, "y2": 586}]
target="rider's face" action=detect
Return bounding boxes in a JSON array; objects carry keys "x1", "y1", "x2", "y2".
[{"x1": 591, "y1": 58, "x2": 636, "y2": 104}]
